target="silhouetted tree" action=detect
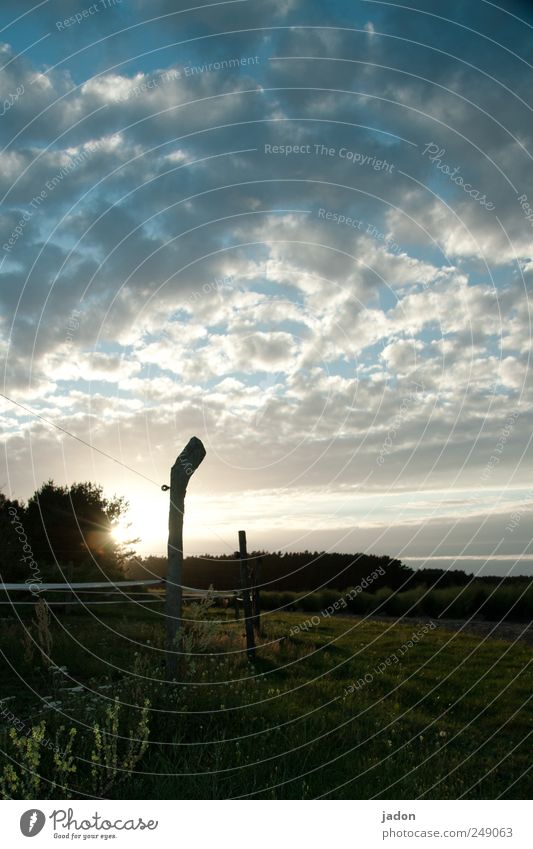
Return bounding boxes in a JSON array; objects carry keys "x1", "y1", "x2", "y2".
[
  {"x1": 0, "y1": 493, "x2": 27, "y2": 583},
  {"x1": 23, "y1": 480, "x2": 128, "y2": 581}
]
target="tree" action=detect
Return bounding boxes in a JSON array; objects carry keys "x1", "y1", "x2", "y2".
[
  {"x1": 0, "y1": 493, "x2": 28, "y2": 583},
  {"x1": 24, "y1": 480, "x2": 129, "y2": 582}
]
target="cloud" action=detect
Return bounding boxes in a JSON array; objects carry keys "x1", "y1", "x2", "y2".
[{"x1": 0, "y1": 0, "x2": 531, "y2": 566}]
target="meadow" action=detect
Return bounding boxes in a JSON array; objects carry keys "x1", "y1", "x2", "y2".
[{"x1": 0, "y1": 597, "x2": 531, "y2": 800}]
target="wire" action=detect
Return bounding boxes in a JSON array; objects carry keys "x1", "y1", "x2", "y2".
[
  {"x1": 0, "y1": 391, "x2": 161, "y2": 488},
  {"x1": 0, "y1": 592, "x2": 237, "y2": 605},
  {"x1": 0, "y1": 600, "x2": 166, "y2": 606}
]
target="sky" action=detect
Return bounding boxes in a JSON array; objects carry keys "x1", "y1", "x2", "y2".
[{"x1": 0, "y1": 0, "x2": 532, "y2": 575}]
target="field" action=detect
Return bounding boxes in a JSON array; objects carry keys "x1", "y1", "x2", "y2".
[{"x1": 0, "y1": 600, "x2": 532, "y2": 800}]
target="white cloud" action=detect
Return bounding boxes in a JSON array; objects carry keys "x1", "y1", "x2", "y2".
[{"x1": 0, "y1": 3, "x2": 531, "y2": 565}]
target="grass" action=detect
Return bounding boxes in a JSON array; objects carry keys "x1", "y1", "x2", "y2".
[{"x1": 0, "y1": 601, "x2": 531, "y2": 799}]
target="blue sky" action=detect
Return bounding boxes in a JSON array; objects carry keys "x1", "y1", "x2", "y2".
[{"x1": 0, "y1": 0, "x2": 532, "y2": 573}]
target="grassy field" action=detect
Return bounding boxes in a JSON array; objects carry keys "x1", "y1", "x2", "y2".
[{"x1": 0, "y1": 600, "x2": 531, "y2": 799}]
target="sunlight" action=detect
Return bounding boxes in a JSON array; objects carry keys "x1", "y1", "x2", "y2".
[
  {"x1": 111, "y1": 518, "x2": 135, "y2": 545},
  {"x1": 111, "y1": 494, "x2": 170, "y2": 552},
  {"x1": 112, "y1": 490, "x2": 221, "y2": 555}
]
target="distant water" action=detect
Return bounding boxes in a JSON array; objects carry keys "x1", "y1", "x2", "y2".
[{"x1": 404, "y1": 557, "x2": 533, "y2": 578}]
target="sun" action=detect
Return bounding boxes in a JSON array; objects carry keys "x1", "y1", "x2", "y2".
[
  {"x1": 109, "y1": 495, "x2": 167, "y2": 552},
  {"x1": 107, "y1": 490, "x2": 209, "y2": 555},
  {"x1": 111, "y1": 518, "x2": 135, "y2": 545}
]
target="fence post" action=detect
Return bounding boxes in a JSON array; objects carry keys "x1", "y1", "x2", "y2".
[
  {"x1": 252, "y1": 555, "x2": 262, "y2": 634},
  {"x1": 65, "y1": 560, "x2": 75, "y2": 615},
  {"x1": 238, "y1": 530, "x2": 255, "y2": 661},
  {"x1": 165, "y1": 436, "x2": 206, "y2": 679}
]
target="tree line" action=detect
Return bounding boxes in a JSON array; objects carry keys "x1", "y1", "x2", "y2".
[
  {"x1": 138, "y1": 552, "x2": 484, "y2": 593},
  {"x1": 2, "y1": 480, "x2": 529, "y2": 592}
]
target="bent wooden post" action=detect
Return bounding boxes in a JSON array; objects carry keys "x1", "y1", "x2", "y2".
[
  {"x1": 165, "y1": 436, "x2": 206, "y2": 679},
  {"x1": 238, "y1": 530, "x2": 255, "y2": 661}
]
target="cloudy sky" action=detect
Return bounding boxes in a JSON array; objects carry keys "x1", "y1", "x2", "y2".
[{"x1": 1, "y1": 0, "x2": 532, "y2": 574}]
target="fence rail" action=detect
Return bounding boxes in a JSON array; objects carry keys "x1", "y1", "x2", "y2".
[
  {"x1": 0, "y1": 580, "x2": 239, "y2": 606},
  {"x1": 0, "y1": 579, "x2": 164, "y2": 591}
]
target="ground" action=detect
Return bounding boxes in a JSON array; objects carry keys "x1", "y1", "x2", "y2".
[{"x1": 0, "y1": 602, "x2": 531, "y2": 799}]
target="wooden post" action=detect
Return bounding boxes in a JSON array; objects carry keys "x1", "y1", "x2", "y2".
[
  {"x1": 251, "y1": 556, "x2": 262, "y2": 634},
  {"x1": 65, "y1": 561, "x2": 75, "y2": 615},
  {"x1": 165, "y1": 436, "x2": 206, "y2": 679},
  {"x1": 238, "y1": 531, "x2": 255, "y2": 661}
]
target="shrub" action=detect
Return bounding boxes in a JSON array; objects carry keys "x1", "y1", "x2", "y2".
[
  {"x1": 368, "y1": 586, "x2": 394, "y2": 614},
  {"x1": 420, "y1": 587, "x2": 452, "y2": 618},
  {"x1": 347, "y1": 591, "x2": 378, "y2": 614},
  {"x1": 423, "y1": 585, "x2": 489, "y2": 619},
  {"x1": 259, "y1": 591, "x2": 299, "y2": 611},
  {"x1": 0, "y1": 699, "x2": 150, "y2": 800},
  {"x1": 278, "y1": 592, "x2": 297, "y2": 610},
  {"x1": 479, "y1": 582, "x2": 533, "y2": 621},
  {"x1": 386, "y1": 586, "x2": 427, "y2": 617},
  {"x1": 261, "y1": 592, "x2": 282, "y2": 610},
  {"x1": 298, "y1": 592, "x2": 323, "y2": 612},
  {"x1": 320, "y1": 589, "x2": 342, "y2": 609}
]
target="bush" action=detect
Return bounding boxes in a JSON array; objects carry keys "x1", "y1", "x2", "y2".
[
  {"x1": 367, "y1": 586, "x2": 394, "y2": 614},
  {"x1": 298, "y1": 592, "x2": 323, "y2": 612},
  {"x1": 260, "y1": 592, "x2": 282, "y2": 610},
  {"x1": 419, "y1": 585, "x2": 489, "y2": 619},
  {"x1": 319, "y1": 589, "x2": 342, "y2": 609},
  {"x1": 386, "y1": 586, "x2": 427, "y2": 617},
  {"x1": 279, "y1": 592, "x2": 298, "y2": 610},
  {"x1": 420, "y1": 587, "x2": 452, "y2": 618},
  {"x1": 478, "y1": 582, "x2": 533, "y2": 621},
  {"x1": 446, "y1": 585, "x2": 489, "y2": 619},
  {"x1": 347, "y1": 591, "x2": 379, "y2": 614}
]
